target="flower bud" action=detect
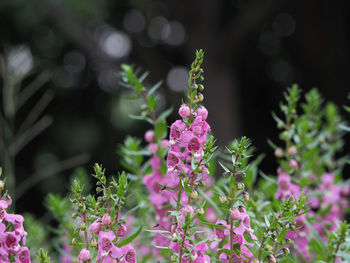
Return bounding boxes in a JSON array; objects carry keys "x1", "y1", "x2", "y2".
[
  {"x1": 102, "y1": 214, "x2": 112, "y2": 226},
  {"x1": 78, "y1": 248, "x2": 91, "y2": 262},
  {"x1": 274, "y1": 148, "x2": 283, "y2": 157},
  {"x1": 179, "y1": 104, "x2": 191, "y2": 119},
  {"x1": 72, "y1": 238, "x2": 79, "y2": 245},
  {"x1": 90, "y1": 240, "x2": 97, "y2": 248},
  {"x1": 116, "y1": 224, "x2": 127, "y2": 237},
  {"x1": 236, "y1": 182, "x2": 245, "y2": 190},
  {"x1": 230, "y1": 208, "x2": 241, "y2": 220},
  {"x1": 196, "y1": 208, "x2": 205, "y2": 216},
  {"x1": 288, "y1": 146, "x2": 297, "y2": 155},
  {"x1": 197, "y1": 93, "x2": 204, "y2": 102},
  {"x1": 286, "y1": 238, "x2": 293, "y2": 244},
  {"x1": 267, "y1": 254, "x2": 276, "y2": 263},
  {"x1": 196, "y1": 106, "x2": 208, "y2": 120},
  {"x1": 170, "y1": 255, "x2": 177, "y2": 262},
  {"x1": 0, "y1": 180, "x2": 4, "y2": 190},
  {"x1": 289, "y1": 159, "x2": 299, "y2": 169},
  {"x1": 243, "y1": 192, "x2": 249, "y2": 201},
  {"x1": 198, "y1": 84, "x2": 204, "y2": 91},
  {"x1": 223, "y1": 172, "x2": 230, "y2": 178},
  {"x1": 264, "y1": 244, "x2": 273, "y2": 252},
  {"x1": 144, "y1": 130, "x2": 155, "y2": 142},
  {"x1": 282, "y1": 247, "x2": 290, "y2": 255},
  {"x1": 190, "y1": 190, "x2": 198, "y2": 200},
  {"x1": 219, "y1": 195, "x2": 228, "y2": 203},
  {"x1": 80, "y1": 223, "x2": 86, "y2": 231}
]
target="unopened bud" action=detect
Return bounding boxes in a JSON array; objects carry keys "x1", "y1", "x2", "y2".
[
  {"x1": 286, "y1": 238, "x2": 292, "y2": 244},
  {"x1": 223, "y1": 172, "x2": 230, "y2": 178},
  {"x1": 0, "y1": 180, "x2": 4, "y2": 190},
  {"x1": 219, "y1": 195, "x2": 228, "y2": 203},
  {"x1": 80, "y1": 223, "x2": 86, "y2": 231},
  {"x1": 197, "y1": 93, "x2": 204, "y2": 102},
  {"x1": 274, "y1": 148, "x2": 283, "y2": 157},
  {"x1": 267, "y1": 254, "x2": 276, "y2": 263},
  {"x1": 102, "y1": 214, "x2": 112, "y2": 225},
  {"x1": 198, "y1": 84, "x2": 204, "y2": 91},
  {"x1": 193, "y1": 84, "x2": 198, "y2": 89},
  {"x1": 197, "y1": 208, "x2": 205, "y2": 216},
  {"x1": 282, "y1": 247, "x2": 290, "y2": 255},
  {"x1": 190, "y1": 191, "x2": 198, "y2": 200},
  {"x1": 243, "y1": 192, "x2": 249, "y2": 201},
  {"x1": 236, "y1": 182, "x2": 245, "y2": 190},
  {"x1": 72, "y1": 238, "x2": 79, "y2": 245},
  {"x1": 170, "y1": 255, "x2": 177, "y2": 262},
  {"x1": 264, "y1": 244, "x2": 273, "y2": 252},
  {"x1": 90, "y1": 240, "x2": 97, "y2": 248},
  {"x1": 289, "y1": 159, "x2": 299, "y2": 169},
  {"x1": 288, "y1": 146, "x2": 297, "y2": 155}
]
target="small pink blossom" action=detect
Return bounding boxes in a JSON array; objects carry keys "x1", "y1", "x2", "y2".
[
  {"x1": 289, "y1": 159, "x2": 299, "y2": 169},
  {"x1": 178, "y1": 104, "x2": 191, "y2": 118},
  {"x1": 144, "y1": 130, "x2": 155, "y2": 142},
  {"x1": 117, "y1": 225, "x2": 127, "y2": 237},
  {"x1": 196, "y1": 106, "x2": 208, "y2": 120},
  {"x1": 78, "y1": 248, "x2": 91, "y2": 263},
  {"x1": 230, "y1": 208, "x2": 241, "y2": 220},
  {"x1": 102, "y1": 214, "x2": 112, "y2": 226}
]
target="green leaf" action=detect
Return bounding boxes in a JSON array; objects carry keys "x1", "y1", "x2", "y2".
[
  {"x1": 148, "y1": 81, "x2": 163, "y2": 96},
  {"x1": 158, "y1": 107, "x2": 173, "y2": 121},
  {"x1": 122, "y1": 204, "x2": 141, "y2": 219},
  {"x1": 218, "y1": 162, "x2": 230, "y2": 173},
  {"x1": 128, "y1": 114, "x2": 153, "y2": 125},
  {"x1": 277, "y1": 227, "x2": 287, "y2": 243},
  {"x1": 117, "y1": 226, "x2": 143, "y2": 247},
  {"x1": 147, "y1": 94, "x2": 157, "y2": 112},
  {"x1": 198, "y1": 218, "x2": 228, "y2": 230},
  {"x1": 154, "y1": 120, "x2": 167, "y2": 139}
]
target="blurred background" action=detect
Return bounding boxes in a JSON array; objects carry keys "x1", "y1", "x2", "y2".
[{"x1": 0, "y1": 0, "x2": 349, "y2": 216}]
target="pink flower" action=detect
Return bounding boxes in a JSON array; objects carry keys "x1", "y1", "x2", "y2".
[
  {"x1": 196, "y1": 106, "x2": 208, "y2": 120},
  {"x1": 167, "y1": 152, "x2": 179, "y2": 167},
  {"x1": 274, "y1": 148, "x2": 283, "y2": 157},
  {"x1": 117, "y1": 225, "x2": 127, "y2": 237},
  {"x1": 97, "y1": 231, "x2": 123, "y2": 262},
  {"x1": 150, "y1": 157, "x2": 161, "y2": 170},
  {"x1": 78, "y1": 248, "x2": 91, "y2": 263},
  {"x1": 288, "y1": 146, "x2": 297, "y2": 155},
  {"x1": 144, "y1": 130, "x2": 155, "y2": 142},
  {"x1": 179, "y1": 104, "x2": 191, "y2": 118},
  {"x1": 230, "y1": 208, "x2": 241, "y2": 220},
  {"x1": 170, "y1": 120, "x2": 186, "y2": 139},
  {"x1": 89, "y1": 220, "x2": 101, "y2": 235},
  {"x1": 289, "y1": 159, "x2": 299, "y2": 169},
  {"x1": 121, "y1": 244, "x2": 136, "y2": 263},
  {"x1": 188, "y1": 137, "x2": 201, "y2": 152},
  {"x1": 148, "y1": 143, "x2": 158, "y2": 153},
  {"x1": 161, "y1": 139, "x2": 169, "y2": 148},
  {"x1": 15, "y1": 247, "x2": 30, "y2": 263},
  {"x1": 102, "y1": 214, "x2": 112, "y2": 226}
]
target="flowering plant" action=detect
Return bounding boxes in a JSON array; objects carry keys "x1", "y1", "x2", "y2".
[{"x1": 0, "y1": 50, "x2": 349, "y2": 262}]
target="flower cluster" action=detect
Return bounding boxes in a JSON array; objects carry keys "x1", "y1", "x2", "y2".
[
  {"x1": 271, "y1": 87, "x2": 350, "y2": 261},
  {"x1": 0, "y1": 182, "x2": 30, "y2": 263},
  {"x1": 214, "y1": 206, "x2": 257, "y2": 262},
  {"x1": 167, "y1": 105, "x2": 211, "y2": 189}
]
